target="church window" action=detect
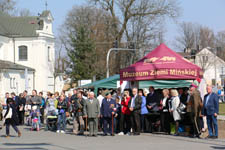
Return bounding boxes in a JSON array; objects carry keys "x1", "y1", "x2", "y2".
[{"x1": 19, "y1": 45, "x2": 28, "y2": 61}]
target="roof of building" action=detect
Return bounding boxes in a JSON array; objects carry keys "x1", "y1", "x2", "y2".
[
  {"x1": 0, "y1": 10, "x2": 51, "y2": 38},
  {"x1": 180, "y1": 47, "x2": 225, "y2": 62},
  {"x1": 0, "y1": 60, "x2": 35, "y2": 71},
  {"x1": 40, "y1": 10, "x2": 50, "y2": 17},
  {"x1": 177, "y1": 52, "x2": 190, "y2": 58},
  {"x1": 196, "y1": 47, "x2": 225, "y2": 61}
]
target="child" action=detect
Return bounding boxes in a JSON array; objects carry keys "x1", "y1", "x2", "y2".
[{"x1": 30, "y1": 106, "x2": 40, "y2": 131}]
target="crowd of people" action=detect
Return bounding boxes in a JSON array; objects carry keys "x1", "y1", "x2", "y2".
[{"x1": 0, "y1": 79, "x2": 219, "y2": 139}]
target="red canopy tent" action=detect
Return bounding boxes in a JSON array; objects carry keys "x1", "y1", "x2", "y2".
[{"x1": 120, "y1": 43, "x2": 203, "y2": 81}]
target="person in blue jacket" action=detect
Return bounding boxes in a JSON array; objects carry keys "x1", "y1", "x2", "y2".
[
  {"x1": 138, "y1": 89, "x2": 148, "y2": 132},
  {"x1": 202, "y1": 85, "x2": 219, "y2": 139},
  {"x1": 114, "y1": 97, "x2": 121, "y2": 133},
  {"x1": 100, "y1": 92, "x2": 117, "y2": 136}
]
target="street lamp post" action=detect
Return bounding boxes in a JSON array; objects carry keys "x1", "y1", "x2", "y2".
[{"x1": 106, "y1": 48, "x2": 138, "y2": 78}]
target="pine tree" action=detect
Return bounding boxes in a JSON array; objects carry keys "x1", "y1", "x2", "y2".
[{"x1": 67, "y1": 26, "x2": 96, "y2": 82}]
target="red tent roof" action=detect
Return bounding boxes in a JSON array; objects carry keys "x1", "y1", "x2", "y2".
[{"x1": 120, "y1": 43, "x2": 203, "y2": 81}]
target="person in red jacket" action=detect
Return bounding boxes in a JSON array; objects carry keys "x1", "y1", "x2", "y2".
[{"x1": 118, "y1": 90, "x2": 131, "y2": 135}]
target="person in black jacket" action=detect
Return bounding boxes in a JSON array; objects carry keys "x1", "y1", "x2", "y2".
[
  {"x1": 146, "y1": 86, "x2": 161, "y2": 133},
  {"x1": 57, "y1": 95, "x2": 68, "y2": 133},
  {"x1": 72, "y1": 91, "x2": 85, "y2": 135},
  {"x1": 146, "y1": 87, "x2": 161, "y2": 111},
  {"x1": 128, "y1": 88, "x2": 142, "y2": 135},
  {"x1": 178, "y1": 88, "x2": 188, "y2": 105},
  {"x1": 18, "y1": 93, "x2": 26, "y2": 125},
  {"x1": 4, "y1": 98, "x2": 21, "y2": 138},
  {"x1": 11, "y1": 92, "x2": 19, "y2": 108},
  {"x1": 71, "y1": 89, "x2": 78, "y2": 102}
]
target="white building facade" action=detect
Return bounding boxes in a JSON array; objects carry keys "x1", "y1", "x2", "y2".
[
  {"x1": 0, "y1": 11, "x2": 55, "y2": 97},
  {"x1": 195, "y1": 47, "x2": 225, "y2": 86},
  {"x1": 0, "y1": 60, "x2": 35, "y2": 97}
]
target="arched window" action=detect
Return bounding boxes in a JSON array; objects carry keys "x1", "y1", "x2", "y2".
[{"x1": 19, "y1": 45, "x2": 28, "y2": 60}]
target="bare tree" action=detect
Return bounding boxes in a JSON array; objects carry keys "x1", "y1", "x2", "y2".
[
  {"x1": 55, "y1": 37, "x2": 69, "y2": 74},
  {"x1": 215, "y1": 30, "x2": 225, "y2": 60},
  {"x1": 216, "y1": 30, "x2": 225, "y2": 47},
  {"x1": 59, "y1": 6, "x2": 117, "y2": 80},
  {"x1": 175, "y1": 22, "x2": 215, "y2": 51},
  {"x1": 122, "y1": 14, "x2": 166, "y2": 68},
  {"x1": 199, "y1": 26, "x2": 215, "y2": 49},
  {"x1": 18, "y1": 8, "x2": 33, "y2": 17},
  {"x1": 92, "y1": 0, "x2": 180, "y2": 72},
  {"x1": 0, "y1": 0, "x2": 34, "y2": 17},
  {"x1": 0, "y1": 0, "x2": 16, "y2": 15},
  {"x1": 92, "y1": 0, "x2": 179, "y2": 42},
  {"x1": 175, "y1": 22, "x2": 195, "y2": 50}
]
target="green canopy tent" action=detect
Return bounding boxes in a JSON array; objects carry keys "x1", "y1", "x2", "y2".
[
  {"x1": 80, "y1": 74, "x2": 192, "y2": 95},
  {"x1": 139, "y1": 80, "x2": 191, "y2": 89},
  {"x1": 80, "y1": 74, "x2": 119, "y2": 95}
]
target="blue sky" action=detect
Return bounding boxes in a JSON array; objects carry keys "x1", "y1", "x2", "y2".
[{"x1": 16, "y1": 0, "x2": 225, "y2": 50}]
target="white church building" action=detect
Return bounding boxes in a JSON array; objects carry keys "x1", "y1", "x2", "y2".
[
  {"x1": 0, "y1": 10, "x2": 56, "y2": 97},
  {"x1": 195, "y1": 47, "x2": 225, "y2": 86}
]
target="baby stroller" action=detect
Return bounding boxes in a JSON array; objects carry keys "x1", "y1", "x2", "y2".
[
  {"x1": 30, "y1": 105, "x2": 40, "y2": 131},
  {"x1": 46, "y1": 110, "x2": 58, "y2": 131},
  {"x1": 45, "y1": 98, "x2": 58, "y2": 131}
]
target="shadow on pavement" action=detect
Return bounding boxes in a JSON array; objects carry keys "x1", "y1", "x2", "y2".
[
  {"x1": 1, "y1": 143, "x2": 49, "y2": 150},
  {"x1": 0, "y1": 147, "x2": 47, "y2": 150},
  {"x1": 2, "y1": 143, "x2": 76, "y2": 150},
  {"x1": 0, "y1": 135, "x2": 17, "y2": 137},
  {"x1": 211, "y1": 146, "x2": 225, "y2": 149},
  {"x1": 3, "y1": 143, "x2": 50, "y2": 146}
]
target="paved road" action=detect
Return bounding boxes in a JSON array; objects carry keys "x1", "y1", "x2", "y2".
[{"x1": 0, "y1": 125, "x2": 225, "y2": 150}]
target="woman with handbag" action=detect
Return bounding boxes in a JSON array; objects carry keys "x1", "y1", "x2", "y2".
[
  {"x1": 169, "y1": 89, "x2": 181, "y2": 136},
  {"x1": 3, "y1": 98, "x2": 21, "y2": 138}
]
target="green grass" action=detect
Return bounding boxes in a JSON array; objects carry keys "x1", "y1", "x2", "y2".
[{"x1": 219, "y1": 103, "x2": 225, "y2": 115}]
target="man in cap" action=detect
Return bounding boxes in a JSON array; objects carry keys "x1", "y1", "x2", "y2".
[
  {"x1": 100, "y1": 92, "x2": 117, "y2": 136},
  {"x1": 187, "y1": 80, "x2": 203, "y2": 138}
]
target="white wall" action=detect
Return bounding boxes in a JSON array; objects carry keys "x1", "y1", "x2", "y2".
[
  {"x1": 0, "y1": 12, "x2": 56, "y2": 94},
  {"x1": 0, "y1": 37, "x2": 55, "y2": 93},
  {"x1": 195, "y1": 48, "x2": 225, "y2": 85},
  {"x1": 0, "y1": 37, "x2": 55, "y2": 94},
  {"x1": 0, "y1": 70, "x2": 34, "y2": 102}
]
